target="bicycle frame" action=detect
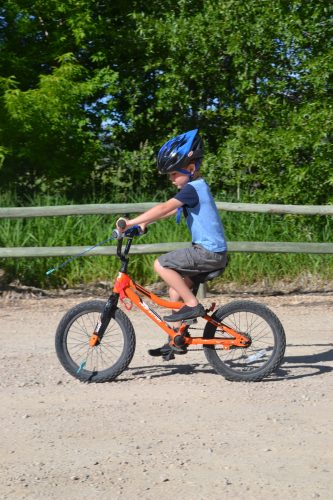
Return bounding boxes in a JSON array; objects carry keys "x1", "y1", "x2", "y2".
[
  {"x1": 111, "y1": 272, "x2": 250, "y2": 349},
  {"x1": 89, "y1": 230, "x2": 250, "y2": 350}
]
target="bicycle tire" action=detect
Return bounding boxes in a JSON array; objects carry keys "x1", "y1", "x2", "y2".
[
  {"x1": 55, "y1": 300, "x2": 136, "y2": 383},
  {"x1": 203, "y1": 300, "x2": 286, "y2": 382}
]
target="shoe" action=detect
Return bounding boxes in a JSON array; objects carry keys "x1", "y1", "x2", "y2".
[
  {"x1": 163, "y1": 304, "x2": 205, "y2": 322},
  {"x1": 148, "y1": 343, "x2": 188, "y2": 358},
  {"x1": 148, "y1": 343, "x2": 174, "y2": 357}
]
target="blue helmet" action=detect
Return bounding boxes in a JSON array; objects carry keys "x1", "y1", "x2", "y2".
[{"x1": 157, "y1": 129, "x2": 204, "y2": 174}]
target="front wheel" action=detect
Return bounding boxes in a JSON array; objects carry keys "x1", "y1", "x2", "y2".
[
  {"x1": 55, "y1": 300, "x2": 136, "y2": 382},
  {"x1": 203, "y1": 300, "x2": 286, "y2": 382}
]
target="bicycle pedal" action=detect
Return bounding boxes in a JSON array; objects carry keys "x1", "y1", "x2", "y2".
[
  {"x1": 162, "y1": 351, "x2": 175, "y2": 361},
  {"x1": 206, "y1": 302, "x2": 216, "y2": 312},
  {"x1": 172, "y1": 345, "x2": 188, "y2": 355}
]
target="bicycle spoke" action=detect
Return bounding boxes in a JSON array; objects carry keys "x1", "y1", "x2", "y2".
[
  {"x1": 212, "y1": 310, "x2": 275, "y2": 373},
  {"x1": 65, "y1": 312, "x2": 126, "y2": 372}
]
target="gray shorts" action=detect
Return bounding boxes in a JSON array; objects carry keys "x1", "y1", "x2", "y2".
[{"x1": 158, "y1": 244, "x2": 228, "y2": 278}]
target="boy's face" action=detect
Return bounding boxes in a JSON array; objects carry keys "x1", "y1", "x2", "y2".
[{"x1": 168, "y1": 164, "x2": 195, "y2": 189}]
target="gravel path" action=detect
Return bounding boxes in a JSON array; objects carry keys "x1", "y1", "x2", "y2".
[{"x1": 0, "y1": 292, "x2": 332, "y2": 499}]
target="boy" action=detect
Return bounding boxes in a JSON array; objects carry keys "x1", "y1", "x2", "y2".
[{"x1": 117, "y1": 129, "x2": 227, "y2": 357}]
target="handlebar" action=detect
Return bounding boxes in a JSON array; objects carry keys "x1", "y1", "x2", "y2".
[
  {"x1": 112, "y1": 218, "x2": 147, "y2": 240},
  {"x1": 112, "y1": 218, "x2": 147, "y2": 272}
]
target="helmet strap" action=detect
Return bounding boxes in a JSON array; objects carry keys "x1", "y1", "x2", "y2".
[
  {"x1": 175, "y1": 166, "x2": 197, "y2": 180},
  {"x1": 175, "y1": 168, "x2": 192, "y2": 176}
]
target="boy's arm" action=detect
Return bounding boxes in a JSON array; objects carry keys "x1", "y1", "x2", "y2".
[
  {"x1": 159, "y1": 207, "x2": 178, "y2": 219},
  {"x1": 119, "y1": 198, "x2": 182, "y2": 229}
]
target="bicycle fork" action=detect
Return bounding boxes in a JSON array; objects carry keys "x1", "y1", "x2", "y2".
[{"x1": 89, "y1": 293, "x2": 119, "y2": 347}]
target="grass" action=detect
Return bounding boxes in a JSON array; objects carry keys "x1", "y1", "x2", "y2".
[{"x1": 0, "y1": 191, "x2": 332, "y2": 289}]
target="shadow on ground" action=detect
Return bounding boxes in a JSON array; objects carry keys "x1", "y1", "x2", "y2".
[{"x1": 115, "y1": 343, "x2": 333, "y2": 383}]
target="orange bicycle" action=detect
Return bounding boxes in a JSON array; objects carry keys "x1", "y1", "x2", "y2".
[{"x1": 55, "y1": 220, "x2": 286, "y2": 383}]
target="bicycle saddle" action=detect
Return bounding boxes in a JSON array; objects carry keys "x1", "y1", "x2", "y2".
[{"x1": 192, "y1": 267, "x2": 226, "y2": 284}]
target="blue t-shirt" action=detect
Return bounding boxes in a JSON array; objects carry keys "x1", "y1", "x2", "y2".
[{"x1": 174, "y1": 178, "x2": 227, "y2": 252}]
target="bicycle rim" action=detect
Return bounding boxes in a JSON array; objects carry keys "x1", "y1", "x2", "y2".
[
  {"x1": 56, "y1": 301, "x2": 136, "y2": 382},
  {"x1": 65, "y1": 310, "x2": 128, "y2": 374},
  {"x1": 203, "y1": 301, "x2": 285, "y2": 381}
]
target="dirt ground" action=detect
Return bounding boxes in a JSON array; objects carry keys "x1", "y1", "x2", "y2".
[{"x1": 0, "y1": 290, "x2": 333, "y2": 500}]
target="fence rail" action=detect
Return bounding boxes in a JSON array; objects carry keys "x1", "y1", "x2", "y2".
[
  {"x1": 1, "y1": 241, "x2": 333, "y2": 259},
  {"x1": 1, "y1": 202, "x2": 333, "y2": 219},
  {"x1": 0, "y1": 202, "x2": 332, "y2": 258}
]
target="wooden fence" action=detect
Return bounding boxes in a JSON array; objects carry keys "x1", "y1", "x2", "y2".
[{"x1": 0, "y1": 202, "x2": 333, "y2": 259}]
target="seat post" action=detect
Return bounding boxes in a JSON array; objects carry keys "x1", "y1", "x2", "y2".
[
  {"x1": 196, "y1": 283, "x2": 207, "y2": 299},
  {"x1": 192, "y1": 282, "x2": 207, "y2": 299}
]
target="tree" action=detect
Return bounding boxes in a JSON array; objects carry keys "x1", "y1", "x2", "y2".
[
  {"x1": 0, "y1": 1, "x2": 119, "y2": 189},
  {"x1": 0, "y1": 0, "x2": 332, "y2": 203}
]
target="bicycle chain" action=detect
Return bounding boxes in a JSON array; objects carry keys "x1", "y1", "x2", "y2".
[
  {"x1": 182, "y1": 327, "x2": 229, "y2": 351},
  {"x1": 185, "y1": 347, "x2": 223, "y2": 351}
]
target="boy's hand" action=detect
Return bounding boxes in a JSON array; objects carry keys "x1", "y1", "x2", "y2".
[{"x1": 117, "y1": 218, "x2": 147, "y2": 233}]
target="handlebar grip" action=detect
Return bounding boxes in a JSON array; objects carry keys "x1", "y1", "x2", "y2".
[{"x1": 117, "y1": 218, "x2": 127, "y2": 230}]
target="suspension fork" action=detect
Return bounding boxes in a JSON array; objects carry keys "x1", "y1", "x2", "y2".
[{"x1": 89, "y1": 292, "x2": 119, "y2": 346}]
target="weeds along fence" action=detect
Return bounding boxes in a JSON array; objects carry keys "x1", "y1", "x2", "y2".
[
  {"x1": 0, "y1": 202, "x2": 332, "y2": 296},
  {"x1": 0, "y1": 202, "x2": 333, "y2": 258},
  {"x1": 0, "y1": 202, "x2": 333, "y2": 297},
  {"x1": 0, "y1": 202, "x2": 333, "y2": 290}
]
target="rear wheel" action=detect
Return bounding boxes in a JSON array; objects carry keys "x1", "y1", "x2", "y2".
[
  {"x1": 203, "y1": 300, "x2": 286, "y2": 382},
  {"x1": 55, "y1": 300, "x2": 136, "y2": 382}
]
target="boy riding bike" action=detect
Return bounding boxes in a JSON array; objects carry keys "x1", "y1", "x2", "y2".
[
  {"x1": 117, "y1": 129, "x2": 228, "y2": 358},
  {"x1": 54, "y1": 129, "x2": 286, "y2": 382}
]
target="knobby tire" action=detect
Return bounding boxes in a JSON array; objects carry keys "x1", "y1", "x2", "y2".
[
  {"x1": 55, "y1": 300, "x2": 136, "y2": 383},
  {"x1": 203, "y1": 300, "x2": 286, "y2": 382}
]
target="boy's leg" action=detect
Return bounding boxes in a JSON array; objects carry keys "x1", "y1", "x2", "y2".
[
  {"x1": 154, "y1": 259, "x2": 205, "y2": 321},
  {"x1": 147, "y1": 270, "x2": 194, "y2": 358},
  {"x1": 168, "y1": 276, "x2": 194, "y2": 329},
  {"x1": 154, "y1": 260, "x2": 198, "y2": 306}
]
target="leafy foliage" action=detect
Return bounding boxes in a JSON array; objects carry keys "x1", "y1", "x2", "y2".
[{"x1": 0, "y1": 0, "x2": 332, "y2": 203}]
